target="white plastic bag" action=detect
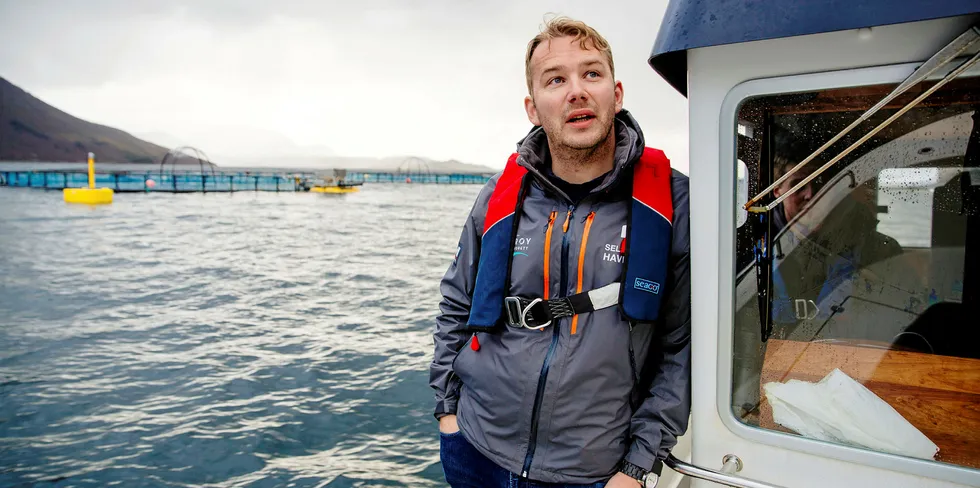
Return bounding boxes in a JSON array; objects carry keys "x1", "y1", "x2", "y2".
[{"x1": 763, "y1": 368, "x2": 938, "y2": 460}]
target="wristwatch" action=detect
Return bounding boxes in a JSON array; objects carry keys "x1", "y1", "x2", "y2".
[{"x1": 619, "y1": 460, "x2": 659, "y2": 487}]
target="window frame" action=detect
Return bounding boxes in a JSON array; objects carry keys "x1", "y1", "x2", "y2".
[{"x1": 718, "y1": 59, "x2": 980, "y2": 486}]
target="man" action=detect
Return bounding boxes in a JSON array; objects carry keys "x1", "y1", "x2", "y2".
[
  {"x1": 429, "y1": 17, "x2": 691, "y2": 487},
  {"x1": 771, "y1": 152, "x2": 815, "y2": 231},
  {"x1": 767, "y1": 133, "x2": 901, "y2": 330}
]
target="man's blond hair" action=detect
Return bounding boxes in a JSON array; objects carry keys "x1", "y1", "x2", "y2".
[{"x1": 525, "y1": 16, "x2": 614, "y2": 95}]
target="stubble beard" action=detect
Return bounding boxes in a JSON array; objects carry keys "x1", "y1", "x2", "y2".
[{"x1": 548, "y1": 113, "x2": 616, "y2": 168}]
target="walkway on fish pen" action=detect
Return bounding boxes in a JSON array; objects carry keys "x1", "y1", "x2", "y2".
[
  {"x1": 0, "y1": 169, "x2": 493, "y2": 192},
  {"x1": 358, "y1": 172, "x2": 492, "y2": 184}
]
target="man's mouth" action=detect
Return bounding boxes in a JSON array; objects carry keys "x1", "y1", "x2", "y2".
[{"x1": 566, "y1": 111, "x2": 597, "y2": 124}]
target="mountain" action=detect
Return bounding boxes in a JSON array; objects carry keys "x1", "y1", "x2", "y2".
[
  {"x1": 0, "y1": 76, "x2": 169, "y2": 163},
  {"x1": 136, "y1": 128, "x2": 337, "y2": 160},
  {"x1": 218, "y1": 155, "x2": 497, "y2": 174},
  {"x1": 0, "y1": 76, "x2": 494, "y2": 173}
]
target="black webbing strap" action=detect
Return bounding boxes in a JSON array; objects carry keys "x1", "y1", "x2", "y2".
[{"x1": 504, "y1": 283, "x2": 620, "y2": 329}]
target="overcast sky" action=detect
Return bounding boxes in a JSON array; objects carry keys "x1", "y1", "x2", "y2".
[{"x1": 0, "y1": 0, "x2": 687, "y2": 170}]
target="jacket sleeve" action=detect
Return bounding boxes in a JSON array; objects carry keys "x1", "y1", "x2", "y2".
[
  {"x1": 625, "y1": 171, "x2": 692, "y2": 470},
  {"x1": 428, "y1": 178, "x2": 496, "y2": 419}
]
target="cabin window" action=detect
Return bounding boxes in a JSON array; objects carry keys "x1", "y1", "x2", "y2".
[{"x1": 731, "y1": 74, "x2": 980, "y2": 471}]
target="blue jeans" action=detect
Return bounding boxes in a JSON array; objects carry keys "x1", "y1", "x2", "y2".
[{"x1": 440, "y1": 431, "x2": 608, "y2": 488}]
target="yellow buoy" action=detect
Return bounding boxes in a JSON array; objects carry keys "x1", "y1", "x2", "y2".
[
  {"x1": 310, "y1": 186, "x2": 360, "y2": 194},
  {"x1": 64, "y1": 152, "x2": 114, "y2": 204},
  {"x1": 63, "y1": 187, "x2": 114, "y2": 204}
]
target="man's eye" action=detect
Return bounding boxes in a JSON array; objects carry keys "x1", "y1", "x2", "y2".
[
  {"x1": 586, "y1": 71, "x2": 600, "y2": 78},
  {"x1": 549, "y1": 77, "x2": 564, "y2": 85}
]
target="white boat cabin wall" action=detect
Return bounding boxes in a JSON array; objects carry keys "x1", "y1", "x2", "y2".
[{"x1": 647, "y1": 2, "x2": 980, "y2": 487}]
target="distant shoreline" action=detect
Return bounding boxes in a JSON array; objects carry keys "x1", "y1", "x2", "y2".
[{"x1": 0, "y1": 161, "x2": 497, "y2": 176}]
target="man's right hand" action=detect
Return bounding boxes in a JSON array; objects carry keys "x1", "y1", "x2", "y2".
[{"x1": 439, "y1": 414, "x2": 459, "y2": 434}]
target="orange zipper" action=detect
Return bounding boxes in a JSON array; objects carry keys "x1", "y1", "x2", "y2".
[
  {"x1": 543, "y1": 211, "x2": 557, "y2": 299},
  {"x1": 571, "y1": 211, "x2": 596, "y2": 335}
]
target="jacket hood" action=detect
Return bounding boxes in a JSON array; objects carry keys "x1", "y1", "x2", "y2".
[{"x1": 514, "y1": 109, "x2": 646, "y2": 200}]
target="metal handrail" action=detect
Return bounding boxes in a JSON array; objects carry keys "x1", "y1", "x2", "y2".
[
  {"x1": 665, "y1": 454, "x2": 787, "y2": 488},
  {"x1": 744, "y1": 25, "x2": 980, "y2": 212},
  {"x1": 747, "y1": 49, "x2": 980, "y2": 213}
]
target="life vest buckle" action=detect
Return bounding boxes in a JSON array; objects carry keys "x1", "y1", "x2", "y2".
[
  {"x1": 503, "y1": 283, "x2": 622, "y2": 330},
  {"x1": 504, "y1": 297, "x2": 552, "y2": 330}
]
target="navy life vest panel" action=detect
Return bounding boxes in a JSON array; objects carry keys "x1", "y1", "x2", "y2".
[{"x1": 467, "y1": 148, "x2": 673, "y2": 331}]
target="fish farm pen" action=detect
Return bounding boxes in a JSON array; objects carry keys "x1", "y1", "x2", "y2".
[
  {"x1": 360, "y1": 172, "x2": 492, "y2": 184},
  {"x1": 0, "y1": 169, "x2": 493, "y2": 192}
]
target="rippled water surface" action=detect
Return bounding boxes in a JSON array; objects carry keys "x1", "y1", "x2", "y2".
[{"x1": 0, "y1": 184, "x2": 481, "y2": 487}]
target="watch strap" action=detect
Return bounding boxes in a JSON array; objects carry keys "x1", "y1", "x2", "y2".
[{"x1": 618, "y1": 460, "x2": 648, "y2": 483}]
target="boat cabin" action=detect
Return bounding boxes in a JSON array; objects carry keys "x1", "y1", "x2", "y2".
[{"x1": 647, "y1": 2, "x2": 980, "y2": 487}]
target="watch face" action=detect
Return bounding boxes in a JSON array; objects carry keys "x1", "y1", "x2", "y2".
[{"x1": 644, "y1": 474, "x2": 659, "y2": 488}]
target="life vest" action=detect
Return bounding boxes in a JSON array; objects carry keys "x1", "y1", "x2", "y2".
[{"x1": 466, "y1": 147, "x2": 674, "y2": 331}]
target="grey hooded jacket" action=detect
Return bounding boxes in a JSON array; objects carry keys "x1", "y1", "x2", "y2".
[{"x1": 429, "y1": 110, "x2": 691, "y2": 484}]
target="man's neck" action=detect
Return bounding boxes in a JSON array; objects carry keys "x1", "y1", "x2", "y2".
[{"x1": 549, "y1": 131, "x2": 616, "y2": 184}]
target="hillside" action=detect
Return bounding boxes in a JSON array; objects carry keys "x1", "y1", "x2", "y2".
[
  {"x1": 0, "y1": 76, "x2": 169, "y2": 163},
  {"x1": 217, "y1": 155, "x2": 497, "y2": 174},
  {"x1": 0, "y1": 76, "x2": 494, "y2": 172}
]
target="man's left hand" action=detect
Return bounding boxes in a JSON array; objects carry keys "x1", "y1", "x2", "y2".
[{"x1": 605, "y1": 472, "x2": 643, "y2": 487}]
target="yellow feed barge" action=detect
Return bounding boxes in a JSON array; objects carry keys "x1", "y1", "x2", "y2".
[
  {"x1": 63, "y1": 152, "x2": 114, "y2": 204},
  {"x1": 310, "y1": 186, "x2": 360, "y2": 194}
]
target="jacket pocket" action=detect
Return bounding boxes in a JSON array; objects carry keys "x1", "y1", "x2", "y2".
[
  {"x1": 452, "y1": 329, "x2": 538, "y2": 462},
  {"x1": 451, "y1": 334, "x2": 475, "y2": 383}
]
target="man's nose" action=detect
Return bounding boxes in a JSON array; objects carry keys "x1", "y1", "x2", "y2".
[
  {"x1": 567, "y1": 78, "x2": 588, "y2": 103},
  {"x1": 801, "y1": 184, "x2": 813, "y2": 200}
]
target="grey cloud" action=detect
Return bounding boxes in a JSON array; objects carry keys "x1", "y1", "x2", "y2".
[
  {"x1": 1, "y1": 0, "x2": 668, "y2": 89},
  {"x1": 0, "y1": 0, "x2": 685, "y2": 169}
]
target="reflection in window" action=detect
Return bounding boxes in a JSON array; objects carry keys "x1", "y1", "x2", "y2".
[{"x1": 732, "y1": 75, "x2": 980, "y2": 470}]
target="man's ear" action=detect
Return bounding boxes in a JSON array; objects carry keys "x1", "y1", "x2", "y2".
[
  {"x1": 524, "y1": 95, "x2": 540, "y2": 126},
  {"x1": 614, "y1": 80, "x2": 624, "y2": 113}
]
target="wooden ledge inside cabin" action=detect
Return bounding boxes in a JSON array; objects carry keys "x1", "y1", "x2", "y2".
[{"x1": 757, "y1": 338, "x2": 980, "y2": 469}]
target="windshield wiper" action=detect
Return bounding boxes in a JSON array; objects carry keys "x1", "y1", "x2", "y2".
[
  {"x1": 753, "y1": 114, "x2": 776, "y2": 342},
  {"x1": 745, "y1": 25, "x2": 980, "y2": 214}
]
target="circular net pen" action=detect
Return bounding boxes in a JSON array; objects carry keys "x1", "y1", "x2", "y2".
[
  {"x1": 397, "y1": 157, "x2": 433, "y2": 183},
  {"x1": 157, "y1": 146, "x2": 220, "y2": 192}
]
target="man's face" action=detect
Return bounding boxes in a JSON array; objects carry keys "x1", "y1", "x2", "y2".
[
  {"x1": 524, "y1": 37, "x2": 623, "y2": 151},
  {"x1": 774, "y1": 170, "x2": 814, "y2": 221}
]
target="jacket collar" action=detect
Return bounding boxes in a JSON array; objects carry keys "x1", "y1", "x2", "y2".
[{"x1": 513, "y1": 109, "x2": 646, "y2": 202}]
